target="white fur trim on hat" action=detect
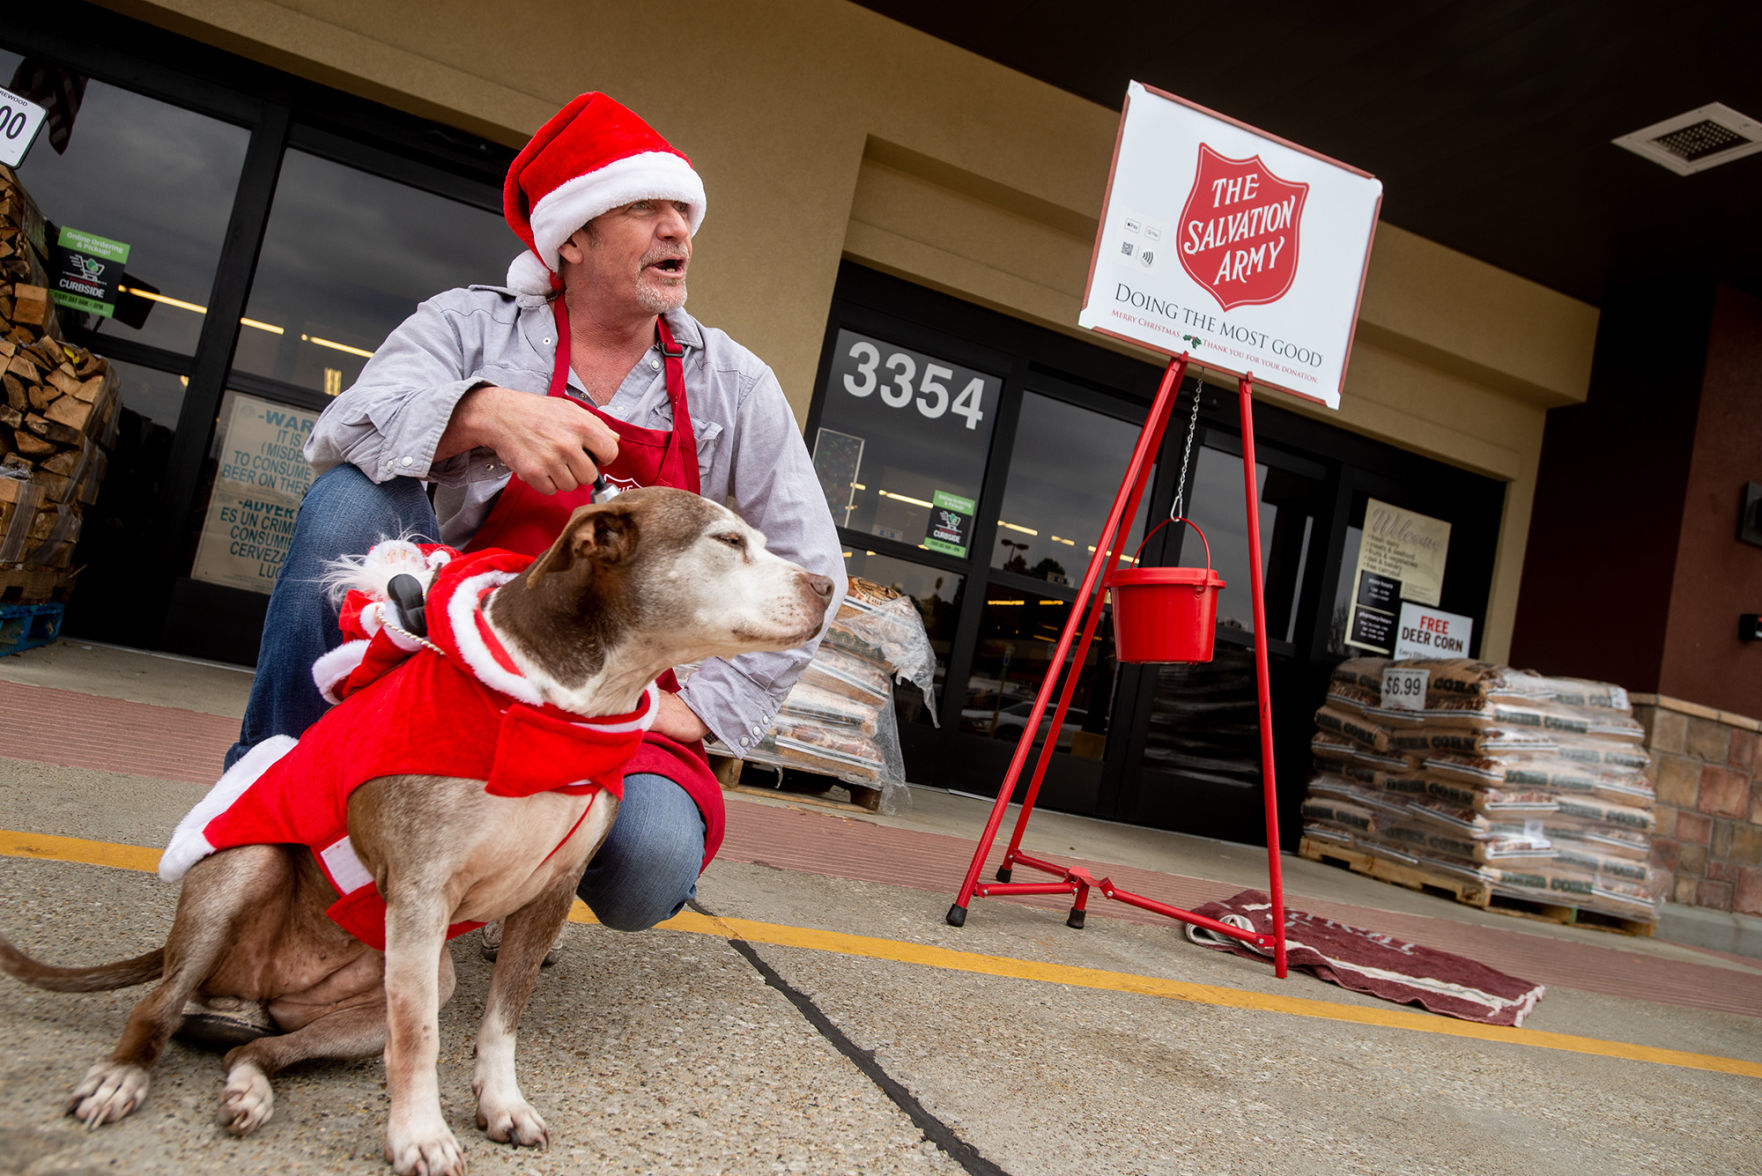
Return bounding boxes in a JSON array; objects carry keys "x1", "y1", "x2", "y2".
[
  {"x1": 506, "y1": 151, "x2": 706, "y2": 295},
  {"x1": 506, "y1": 251, "x2": 555, "y2": 296},
  {"x1": 160, "y1": 735, "x2": 298, "y2": 882}
]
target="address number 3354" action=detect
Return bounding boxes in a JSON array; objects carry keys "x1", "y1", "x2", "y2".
[{"x1": 842, "y1": 340, "x2": 986, "y2": 429}]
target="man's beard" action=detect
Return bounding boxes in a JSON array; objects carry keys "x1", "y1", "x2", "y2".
[
  {"x1": 635, "y1": 277, "x2": 687, "y2": 314},
  {"x1": 635, "y1": 248, "x2": 689, "y2": 314}
]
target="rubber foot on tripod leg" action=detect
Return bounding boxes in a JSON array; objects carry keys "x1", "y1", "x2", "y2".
[
  {"x1": 995, "y1": 866, "x2": 1012, "y2": 883},
  {"x1": 1066, "y1": 909, "x2": 1087, "y2": 930},
  {"x1": 946, "y1": 904, "x2": 968, "y2": 927}
]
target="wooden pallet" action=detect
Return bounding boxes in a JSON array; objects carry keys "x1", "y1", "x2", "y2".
[
  {"x1": 1299, "y1": 837, "x2": 1655, "y2": 937},
  {"x1": 0, "y1": 600, "x2": 62, "y2": 656},
  {"x1": 710, "y1": 753, "x2": 883, "y2": 814},
  {"x1": 0, "y1": 563, "x2": 73, "y2": 604}
]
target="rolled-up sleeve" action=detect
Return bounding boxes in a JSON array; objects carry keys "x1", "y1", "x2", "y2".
[
  {"x1": 304, "y1": 295, "x2": 495, "y2": 486},
  {"x1": 677, "y1": 365, "x2": 848, "y2": 754}
]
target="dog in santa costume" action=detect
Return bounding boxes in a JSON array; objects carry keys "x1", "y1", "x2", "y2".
[{"x1": 161, "y1": 538, "x2": 657, "y2": 950}]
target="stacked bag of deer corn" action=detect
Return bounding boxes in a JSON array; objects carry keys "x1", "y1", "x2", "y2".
[
  {"x1": 1304, "y1": 657, "x2": 1657, "y2": 924},
  {"x1": 702, "y1": 576, "x2": 935, "y2": 812},
  {"x1": 0, "y1": 165, "x2": 118, "y2": 596}
]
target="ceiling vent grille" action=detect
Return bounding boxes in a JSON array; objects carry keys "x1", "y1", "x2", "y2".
[{"x1": 1614, "y1": 103, "x2": 1762, "y2": 175}]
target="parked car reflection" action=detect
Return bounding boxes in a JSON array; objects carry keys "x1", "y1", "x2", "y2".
[{"x1": 962, "y1": 700, "x2": 1089, "y2": 751}]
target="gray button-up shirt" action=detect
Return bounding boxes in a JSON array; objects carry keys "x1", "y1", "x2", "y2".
[{"x1": 304, "y1": 284, "x2": 847, "y2": 752}]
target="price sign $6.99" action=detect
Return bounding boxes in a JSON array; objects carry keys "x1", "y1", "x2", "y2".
[
  {"x1": 840, "y1": 336, "x2": 988, "y2": 430},
  {"x1": 1380, "y1": 667, "x2": 1429, "y2": 712}
]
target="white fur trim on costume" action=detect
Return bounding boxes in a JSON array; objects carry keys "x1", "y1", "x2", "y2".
[
  {"x1": 313, "y1": 639, "x2": 370, "y2": 705},
  {"x1": 319, "y1": 836, "x2": 374, "y2": 895},
  {"x1": 446, "y1": 569, "x2": 544, "y2": 706},
  {"x1": 160, "y1": 735, "x2": 299, "y2": 882}
]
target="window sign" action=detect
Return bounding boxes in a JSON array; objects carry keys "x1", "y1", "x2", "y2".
[
  {"x1": 828, "y1": 330, "x2": 996, "y2": 433},
  {"x1": 1394, "y1": 603, "x2": 1472, "y2": 660},
  {"x1": 817, "y1": 328, "x2": 1001, "y2": 547},
  {"x1": 811, "y1": 427, "x2": 864, "y2": 527},
  {"x1": 190, "y1": 393, "x2": 316, "y2": 593},
  {"x1": 923, "y1": 490, "x2": 975, "y2": 558},
  {"x1": 1344, "y1": 498, "x2": 1451, "y2": 654},
  {"x1": 49, "y1": 226, "x2": 128, "y2": 318}
]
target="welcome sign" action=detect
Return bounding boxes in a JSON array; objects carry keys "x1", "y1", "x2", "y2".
[{"x1": 1079, "y1": 82, "x2": 1382, "y2": 409}]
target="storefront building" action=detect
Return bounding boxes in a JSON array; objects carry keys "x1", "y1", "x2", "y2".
[{"x1": 5, "y1": 3, "x2": 1652, "y2": 848}]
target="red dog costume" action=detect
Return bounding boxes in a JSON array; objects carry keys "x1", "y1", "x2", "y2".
[{"x1": 161, "y1": 543, "x2": 656, "y2": 950}]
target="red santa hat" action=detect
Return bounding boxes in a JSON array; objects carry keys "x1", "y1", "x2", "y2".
[{"x1": 504, "y1": 92, "x2": 706, "y2": 295}]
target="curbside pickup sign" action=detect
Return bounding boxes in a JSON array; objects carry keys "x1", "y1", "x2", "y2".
[
  {"x1": 1079, "y1": 81, "x2": 1382, "y2": 409},
  {"x1": 49, "y1": 227, "x2": 129, "y2": 318}
]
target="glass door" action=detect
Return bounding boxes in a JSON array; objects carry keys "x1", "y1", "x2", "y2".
[{"x1": 1115, "y1": 434, "x2": 1329, "y2": 842}]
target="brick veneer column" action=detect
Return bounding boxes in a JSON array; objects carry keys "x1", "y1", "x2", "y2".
[{"x1": 1637, "y1": 695, "x2": 1762, "y2": 915}]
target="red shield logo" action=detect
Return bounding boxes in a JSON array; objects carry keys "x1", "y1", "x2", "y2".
[{"x1": 1178, "y1": 144, "x2": 1309, "y2": 311}]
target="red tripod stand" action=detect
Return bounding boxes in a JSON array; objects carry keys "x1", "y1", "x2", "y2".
[{"x1": 946, "y1": 353, "x2": 1289, "y2": 978}]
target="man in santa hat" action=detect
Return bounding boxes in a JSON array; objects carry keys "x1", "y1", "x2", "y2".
[{"x1": 222, "y1": 93, "x2": 846, "y2": 958}]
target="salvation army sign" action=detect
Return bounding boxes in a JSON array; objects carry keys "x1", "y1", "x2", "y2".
[
  {"x1": 1080, "y1": 82, "x2": 1382, "y2": 409},
  {"x1": 1178, "y1": 145, "x2": 1307, "y2": 310}
]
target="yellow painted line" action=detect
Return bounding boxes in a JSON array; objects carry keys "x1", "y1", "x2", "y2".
[
  {"x1": 0, "y1": 829, "x2": 163, "y2": 873},
  {"x1": 6, "y1": 830, "x2": 1757, "y2": 1079}
]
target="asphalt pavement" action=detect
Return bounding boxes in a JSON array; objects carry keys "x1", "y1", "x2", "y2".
[{"x1": 0, "y1": 640, "x2": 1758, "y2": 1176}]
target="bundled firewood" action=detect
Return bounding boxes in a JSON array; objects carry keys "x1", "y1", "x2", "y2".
[{"x1": 0, "y1": 166, "x2": 116, "y2": 598}]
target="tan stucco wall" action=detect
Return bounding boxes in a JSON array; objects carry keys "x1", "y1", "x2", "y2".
[{"x1": 104, "y1": 0, "x2": 1600, "y2": 660}]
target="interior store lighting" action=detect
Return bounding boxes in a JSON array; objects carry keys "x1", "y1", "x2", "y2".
[
  {"x1": 1087, "y1": 544, "x2": 1138, "y2": 564},
  {"x1": 987, "y1": 599, "x2": 1026, "y2": 606},
  {"x1": 877, "y1": 489, "x2": 934, "y2": 509},
  {"x1": 117, "y1": 286, "x2": 284, "y2": 334},
  {"x1": 997, "y1": 521, "x2": 1038, "y2": 536},
  {"x1": 303, "y1": 334, "x2": 375, "y2": 359}
]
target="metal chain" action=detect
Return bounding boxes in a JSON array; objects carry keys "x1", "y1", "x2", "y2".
[
  {"x1": 1170, "y1": 374, "x2": 1205, "y2": 520},
  {"x1": 379, "y1": 616, "x2": 446, "y2": 658}
]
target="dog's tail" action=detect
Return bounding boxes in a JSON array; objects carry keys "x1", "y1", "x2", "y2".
[{"x1": 0, "y1": 933, "x2": 163, "y2": 992}]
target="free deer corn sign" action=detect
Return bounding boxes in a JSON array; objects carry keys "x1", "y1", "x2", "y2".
[{"x1": 1080, "y1": 82, "x2": 1382, "y2": 409}]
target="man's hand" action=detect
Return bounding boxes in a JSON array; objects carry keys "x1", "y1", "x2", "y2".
[
  {"x1": 439, "y1": 384, "x2": 620, "y2": 494},
  {"x1": 652, "y1": 691, "x2": 711, "y2": 743}
]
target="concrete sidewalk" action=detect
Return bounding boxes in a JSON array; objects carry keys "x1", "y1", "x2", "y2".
[{"x1": 1, "y1": 639, "x2": 1759, "y2": 1175}]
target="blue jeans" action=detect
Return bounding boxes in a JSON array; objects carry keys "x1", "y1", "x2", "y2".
[{"x1": 228, "y1": 464, "x2": 703, "y2": 932}]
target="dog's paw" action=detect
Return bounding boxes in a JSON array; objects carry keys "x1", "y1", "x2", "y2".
[
  {"x1": 67, "y1": 1061, "x2": 150, "y2": 1127},
  {"x1": 385, "y1": 1118, "x2": 466, "y2": 1176},
  {"x1": 476, "y1": 1097, "x2": 550, "y2": 1149},
  {"x1": 220, "y1": 1060, "x2": 275, "y2": 1135}
]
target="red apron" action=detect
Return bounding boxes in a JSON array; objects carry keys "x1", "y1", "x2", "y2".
[{"x1": 466, "y1": 299, "x2": 725, "y2": 867}]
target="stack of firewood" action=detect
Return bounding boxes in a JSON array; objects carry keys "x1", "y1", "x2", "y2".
[{"x1": 0, "y1": 165, "x2": 116, "y2": 599}]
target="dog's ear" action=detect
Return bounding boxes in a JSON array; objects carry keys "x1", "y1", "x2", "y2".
[{"x1": 525, "y1": 502, "x2": 635, "y2": 587}]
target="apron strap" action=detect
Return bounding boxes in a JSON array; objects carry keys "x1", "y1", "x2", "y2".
[{"x1": 654, "y1": 314, "x2": 697, "y2": 486}]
